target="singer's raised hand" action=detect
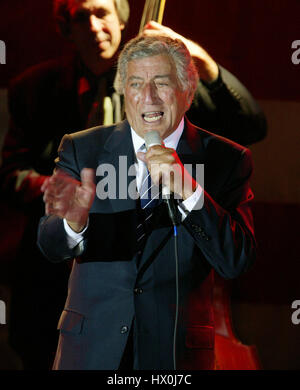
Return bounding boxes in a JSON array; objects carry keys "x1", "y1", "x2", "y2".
[
  {"x1": 137, "y1": 145, "x2": 197, "y2": 200},
  {"x1": 41, "y1": 168, "x2": 96, "y2": 232}
]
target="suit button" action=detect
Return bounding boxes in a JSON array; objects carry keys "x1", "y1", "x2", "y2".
[
  {"x1": 120, "y1": 326, "x2": 128, "y2": 334},
  {"x1": 192, "y1": 224, "x2": 203, "y2": 234},
  {"x1": 134, "y1": 287, "x2": 143, "y2": 295},
  {"x1": 201, "y1": 232, "x2": 210, "y2": 241}
]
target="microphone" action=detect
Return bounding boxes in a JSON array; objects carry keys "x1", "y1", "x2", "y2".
[{"x1": 143, "y1": 131, "x2": 178, "y2": 225}]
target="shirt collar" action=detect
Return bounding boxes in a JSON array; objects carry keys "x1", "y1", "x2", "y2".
[{"x1": 130, "y1": 117, "x2": 185, "y2": 154}]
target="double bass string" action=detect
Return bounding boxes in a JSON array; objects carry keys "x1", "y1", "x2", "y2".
[{"x1": 139, "y1": 0, "x2": 166, "y2": 33}]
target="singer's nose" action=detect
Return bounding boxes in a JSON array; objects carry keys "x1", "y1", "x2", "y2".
[{"x1": 142, "y1": 82, "x2": 162, "y2": 104}]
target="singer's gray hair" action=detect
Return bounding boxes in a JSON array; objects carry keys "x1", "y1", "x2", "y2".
[{"x1": 114, "y1": 35, "x2": 199, "y2": 97}]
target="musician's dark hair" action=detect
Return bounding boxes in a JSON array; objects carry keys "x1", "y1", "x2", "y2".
[
  {"x1": 53, "y1": 0, "x2": 130, "y2": 37},
  {"x1": 115, "y1": 35, "x2": 199, "y2": 100}
]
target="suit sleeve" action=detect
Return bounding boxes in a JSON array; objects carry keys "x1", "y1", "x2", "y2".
[
  {"x1": 183, "y1": 147, "x2": 256, "y2": 279},
  {"x1": 37, "y1": 134, "x2": 84, "y2": 262},
  {"x1": 186, "y1": 65, "x2": 267, "y2": 146}
]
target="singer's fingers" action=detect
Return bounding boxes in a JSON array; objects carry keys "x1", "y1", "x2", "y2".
[
  {"x1": 146, "y1": 145, "x2": 174, "y2": 157},
  {"x1": 146, "y1": 144, "x2": 164, "y2": 153},
  {"x1": 136, "y1": 151, "x2": 146, "y2": 162},
  {"x1": 80, "y1": 168, "x2": 95, "y2": 188},
  {"x1": 43, "y1": 174, "x2": 74, "y2": 196},
  {"x1": 45, "y1": 202, "x2": 67, "y2": 218},
  {"x1": 146, "y1": 149, "x2": 176, "y2": 168},
  {"x1": 137, "y1": 146, "x2": 169, "y2": 163},
  {"x1": 43, "y1": 189, "x2": 56, "y2": 203},
  {"x1": 41, "y1": 176, "x2": 50, "y2": 192},
  {"x1": 45, "y1": 174, "x2": 76, "y2": 197}
]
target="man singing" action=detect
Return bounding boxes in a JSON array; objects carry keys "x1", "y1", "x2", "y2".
[{"x1": 38, "y1": 35, "x2": 256, "y2": 370}]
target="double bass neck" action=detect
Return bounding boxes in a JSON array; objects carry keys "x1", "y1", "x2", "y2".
[{"x1": 139, "y1": 0, "x2": 166, "y2": 33}]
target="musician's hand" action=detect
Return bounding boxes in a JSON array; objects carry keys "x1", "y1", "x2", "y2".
[
  {"x1": 143, "y1": 20, "x2": 219, "y2": 83},
  {"x1": 41, "y1": 168, "x2": 96, "y2": 232},
  {"x1": 137, "y1": 145, "x2": 197, "y2": 200}
]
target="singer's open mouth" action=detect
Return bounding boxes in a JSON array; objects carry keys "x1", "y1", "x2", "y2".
[{"x1": 142, "y1": 111, "x2": 164, "y2": 123}]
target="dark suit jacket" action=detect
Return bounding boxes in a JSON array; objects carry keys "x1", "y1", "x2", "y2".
[{"x1": 37, "y1": 118, "x2": 256, "y2": 370}]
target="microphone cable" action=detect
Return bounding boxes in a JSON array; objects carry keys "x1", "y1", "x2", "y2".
[
  {"x1": 143, "y1": 130, "x2": 180, "y2": 370},
  {"x1": 172, "y1": 222, "x2": 179, "y2": 371},
  {"x1": 165, "y1": 195, "x2": 180, "y2": 371}
]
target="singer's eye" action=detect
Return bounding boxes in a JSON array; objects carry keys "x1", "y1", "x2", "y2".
[
  {"x1": 156, "y1": 82, "x2": 168, "y2": 87},
  {"x1": 130, "y1": 82, "x2": 141, "y2": 88}
]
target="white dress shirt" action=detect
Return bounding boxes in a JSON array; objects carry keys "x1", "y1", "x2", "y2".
[{"x1": 64, "y1": 118, "x2": 202, "y2": 247}]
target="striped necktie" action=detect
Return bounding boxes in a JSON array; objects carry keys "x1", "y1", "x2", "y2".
[
  {"x1": 140, "y1": 170, "x2": 160, "y2": 209},
  {"x1": 136, "y1": 163, "x2": 160, "y2": 247}
]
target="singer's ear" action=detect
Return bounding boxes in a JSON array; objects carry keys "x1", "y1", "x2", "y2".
[{"x1": 185, "y1": 90, "x2": 194, "y2": 111}]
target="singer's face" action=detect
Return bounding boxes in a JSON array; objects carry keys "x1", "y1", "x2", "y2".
[{"x1": 124, "y1": 54, "x2": 191, "y2": 139}]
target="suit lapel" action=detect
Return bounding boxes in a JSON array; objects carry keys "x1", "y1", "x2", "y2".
[
  {"x1": 177, "y1": 117, "x2": 206, "y2": 166},
  {"x1": 96, "y1": 120, "x2": 137, "y2": 213}
]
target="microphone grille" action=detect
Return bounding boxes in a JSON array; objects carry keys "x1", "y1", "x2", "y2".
[{"x1": 144, "y1": 131, "x2": 162, "y2": 150}]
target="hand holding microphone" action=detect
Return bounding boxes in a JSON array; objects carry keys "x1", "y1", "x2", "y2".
[
  {"x1": 143, "y1": 131, "x2": 171, "y2": 199},
  {"x1": 136, "y1": 131, "x2": 196, "y2": 201},
  {"x1": 137, "y1": 131, "x2": 197, "y2": 225}
]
